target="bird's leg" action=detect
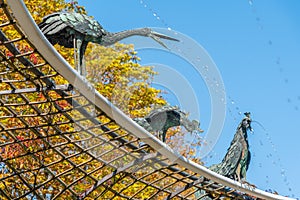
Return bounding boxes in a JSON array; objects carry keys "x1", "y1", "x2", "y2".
[
  {"x1": 81, "y1": 55, "x2": 86, "y2": 76},
  {"x1": 157, "y1": 131, "x2": 162, "y2": 141},
  {"x1": 156, "y1": 131, "x2": 165, "y2": 142},
  {"x1": 162, "y1": 130, "x2": 167, "y2": 142},
  {"x1": 79, "y1": 42, "x2": 88, "y2": 77},
  {"x1": 76, "y1": 39, "x2": 83, "y2": 75},
  {"x1": 73, "y1": 37, "x2": 78, "y2": 72},
  {"x1": 235, "y1": 165, "x2": 241, "y2": 182}
]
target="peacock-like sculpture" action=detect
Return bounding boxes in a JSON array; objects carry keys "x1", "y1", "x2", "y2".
[
  {"x1": 134, "y1": 105, "x2": 204, "y2": 142},
  {"x1": 195, "y1": 112, "x2": 253, "y2": 199},
  {"x1": 209, "y1": 112, "x2": 252, "y2": 182}
]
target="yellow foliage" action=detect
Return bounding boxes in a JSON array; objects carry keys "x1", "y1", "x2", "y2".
[
  {"x1": 85, "y1": 43, "x2": 166, "y2": 118},
  {"x1": 0, "y1": 0, "x2": 205, "y2": 199}
]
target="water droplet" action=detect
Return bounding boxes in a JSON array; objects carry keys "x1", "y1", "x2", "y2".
[
  {"x1": 167, "y1": 27, "x2": 172, "y2": 31},
  {"x1": 238, "y1": 111, "x2": 242, "y2": 115},
  {"x1": 231, "y1": 100, "x2": 235, "y2": 105},
  {"x1": 259, "y1": 25, "x2": 264, "y2": 30},
  {"x1": 279, "y1": 67, "x2": 283, "y2": 72},
  {"x1": 248, "y1": 0, "x2": 253, "y2": 5},
  {"x1": 153, "y1": 13, "x2": 157, "y2": 17},
  {"x1": 202, "y1": 65, "x2": 209, "y2": 71},
  {"x1": 268, "y1": 40, "x2": 272, "y2": 45},
  {"x1": 276, "y1": 57, "x2": 281, "y2": 65},
  {"x1": 156, "y1": 16, "x2": 160, "y2": 20},
  {"x1": 289, "y1": 188, "x2": 292, "y2": 191}
]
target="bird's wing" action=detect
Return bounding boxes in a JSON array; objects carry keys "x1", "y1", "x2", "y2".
[
  {"x1": 146, "y1": 108, "x2": 181, "y2": 130},
  {"x1": 59, "y1": 12, "x2": 106, "y2": 38},
  {"x1": 38, "y1": 12, "x2": 68, "y2": 35},
  {"x1": 146, "y1": 106, "x2": 178, "y2": 118},
  {"x1": 133, "y1": 118, "x2": 153, "y2": 132},
  {"x1": 39, "y1": 12, "x2": 106, "y2": 38},
  {"x1": 40, "y1": 12, "x2": 62, "y2": 23}
]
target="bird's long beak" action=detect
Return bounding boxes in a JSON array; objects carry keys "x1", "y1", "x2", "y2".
[{"x1": 150, "y1": 31, "x2": 180, "y2": 49}]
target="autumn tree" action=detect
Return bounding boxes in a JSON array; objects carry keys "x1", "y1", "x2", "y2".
[{"x1": 0, "y1": 0, "x2": 203, "y2": 199}]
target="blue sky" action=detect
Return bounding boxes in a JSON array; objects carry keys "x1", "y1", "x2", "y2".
[{"x1": 78, "y1": 0, "x2": 300, "y2": 198}]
